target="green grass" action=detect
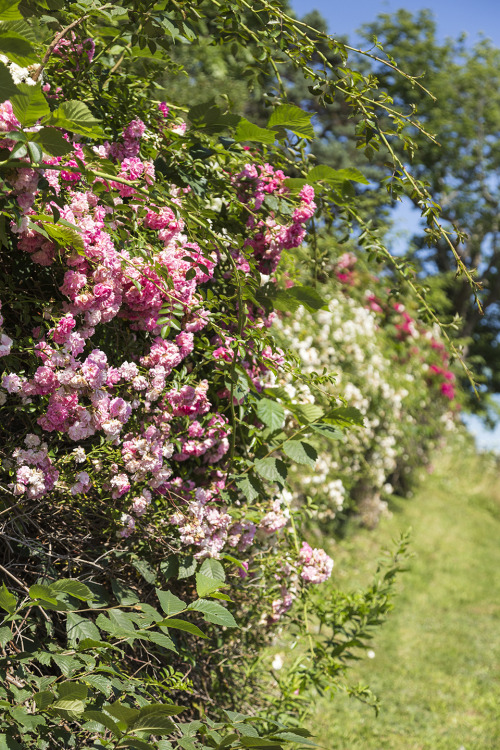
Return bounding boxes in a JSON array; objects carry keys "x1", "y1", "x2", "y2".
[{"x1": 310, "y1": 438, "x2": 500, "y2": 750}]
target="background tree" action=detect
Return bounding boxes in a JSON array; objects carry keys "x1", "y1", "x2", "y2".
[{"x1": 357, "y1": 10, "x2": 500, "y2": 408}]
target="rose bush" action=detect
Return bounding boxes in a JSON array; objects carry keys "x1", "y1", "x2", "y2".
[
  {"x1": 275, "y1": 252, "x2": 459, "y2": 529},
  {"x1": 0, "y1": 1, "x2": 469, "y2": 748}
]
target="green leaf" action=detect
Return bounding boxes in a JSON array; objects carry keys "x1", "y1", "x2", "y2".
[
  {"x1": 188, "y1": 101, "x2": 240, "y2": 134},
  {"x1": 77, "y1": 638, "x2": 118, "y2": 652},
  {"x1": 188, "y1": 599, "x2": 238, "y2": 628},
  {"x1": 10, "y1": 83, "x2": 49, "y2": 127},
  {"x1": 8, "y1": 707, "x2": 45, "y2": 732},
  {"x1": 31, "y1": 127, "x2": 73, "y2": 157},
  {"x1": 272, "y1": 289, "x2": 302, "y2": 314},
  {"x1": 57, "y1": 681, "x2": 88, "y2": 701},
  {"x1": 107, "y1": 608, "x2": 140, "y2": 634},
  {"x1": 234, "y1": 118, "x2": 276, "y2": 144},
  {"x1": 0, "y1": 0, "x2": 23, "y2": 21},
  {"x1": 199, "y1": 558, "x2": 225, "y2": 582},
  {"x1": 96, "y1": 612, "x2": 134, "y2": 638},
  {"x1": 159, "y1": 557, "x2": 179, "y2": 581},
  {"x1": 66, "y1": 612, "x2": 101, "y2": 646},
  {"x1": 235, "y1": 473, "x2": 261, "y2": 502},
  {"x1": 29, "y1": 584, "x2": 59, "y2": 605},
  {"x1": 239, "y1": 740, "x2": 283, "y2": 749},
  {"x1": 52, "y1": 654, "x2": 80, "y2": 677},
  {"x1": 178, "y1": 555, "x2": 197, "y2": 579},
  {"x1": 33, "y1": 649, "x2": 52, "y2": 666},
  {"x1": 33, "y1": 691, "x2": 54, "y2": 710},
  {"x1": 82, "y1": 710, "x2": 123, "y2": 736},
  {"x1": 180, "y1": 720, "x2": 204, "y2": 737},
  {"x1": 103, "y1": 703, "x2": 139, "y2": 730},
  {"x1": 239, "y1": 725, "x2": 260, "y2": 738},
  {"x1": 0, "y1": 734, "x2": 23, "y2": 749},
  {"x1": 129, "y1": 704, "x2": 184, "y2": 736},
  {"x1": 111, "y1": 579, "x2": 139, "y2": 605},
  {"x1": 272, "y1": 286, "x2": 327, "y2": 314},
  {"x1": 254, "y1": 457, "x2": 288, "y2": 483},
  {"x1": 0, "y1": 625, "x2": 12, "y2": 646},
  {"x1": 310, "y1": 422, "x2": 343, "y2": 440},
  {"x1": 131, "y1": 558, "x2": 156, "y2": 584},
  {"x1": 156, "y1": 589, "x2": 186, "y2": 616},
  {"x1": 287, "y1": 285, "x2": 327, "y2": 312},
  {"x1": 177, "y1": 739, "x2": 197, "y2": 750},
  {"x1": 195, "y1": 572, "x2": 225, "y2": 598},
  {"x1": 283, "y1": 177, "x2": 308, "y2": 192},
  {"x1": 83, "y1": 674, "x2": 113, "y2": 696},
  {"x1": 307, "y1": 165, "x2": 369, "y2": 185},
  {"x1": 128, "y1": 712, "x2": 176, "y2": 735},
  {"x1": 50, "y1": 698, "x2": 86, "y2": 715},
  {"x1": 282, "y1": 440, "x2": 318, "y2": 468},
  {"x1": 0, "y1": 61, "x2": 18, "y2": 102},
  {"x1": 27, "y1": 139, "x2": 42, "y2": 162},
  {"x1": 0, "y1": 32, "x2": 36, "y2": 65},
  {"x1": 272, "y1": 732, "x2": 316, "y2": 746},
  {"x1": 42, "y1": 100, "x2": 103, "y2": 137},
  {"x1": 159, "y1": 617, "x2": 207, "y2": 638},
  {"x1": 119, "y1": 739, "x2": 155, "y2": 750},
  {"x1": 274, "y1": 728, "x2": 314, "y2": 739},
  {"x1": 268, "y1": 104, "x2": 314, "y2": 139},
  {"x1": 327, "y1": 406, "x2": 364, "y2": 427},
  {"x1": 135, "y1": 602, "x2": 162, "y2": 625},
  {"x1": 293, "y1": 403, "x2": 324, "y2": 423},
  {"x1": 1, "y1": 20, "x2": 37, "y2": 43},
  {"x1": 49, "y1": 579, "x2": 93, "y2": 601},
  {"x1": 0, "y1": 584, "x2": 16, "y2": 613},
  {"x1": 146, "y1": 630, "x2": 177, "y2": 651},
  {"x1": 256, "y1": 399, "x2": 285, "y2": 431},
  {"x1": 209, "y1": 591, "x2": 232, "y2": 601},
  {"x1": 225, "y1": 710, "x2": 250, "y2": 722},
  {"x1": 39, "y1": 221, "x2": 85, "y2": 253}
]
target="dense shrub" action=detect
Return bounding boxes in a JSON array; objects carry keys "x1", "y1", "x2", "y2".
[
  {"x1": 276, "y1": 253, "x2": 459, "y2": 529},
  {"x1": 0, "y1": 2, "x2": 467, "y2": 748}
]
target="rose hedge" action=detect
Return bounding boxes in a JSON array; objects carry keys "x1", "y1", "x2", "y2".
[
  {"x1": 0, "y1": 1, "x2": 464, "y2": 748},
  {"x1": 275, "y1": 251, "x2": 459, "y2": 530}
]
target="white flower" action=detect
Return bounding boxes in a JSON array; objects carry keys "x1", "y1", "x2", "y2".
[
  {"x1": 271, "y1": 653, "x2": 284, "y2": 670},
  {"x1": 72, "y1": 446, "x2": 86, "y2": 463}
]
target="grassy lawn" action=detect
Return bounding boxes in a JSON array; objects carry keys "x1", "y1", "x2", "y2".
[{"x1": 309, "y1": 438, "x2": 500, "y2": 750}]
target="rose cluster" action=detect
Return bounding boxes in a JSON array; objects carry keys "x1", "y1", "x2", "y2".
[{"x1": 0, "y1": 96, "x2": 332, "y2": 625}]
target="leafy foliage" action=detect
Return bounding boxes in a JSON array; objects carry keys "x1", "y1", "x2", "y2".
[{"x1": 0, "y1": 0, "x2": 469, "y2": 748}]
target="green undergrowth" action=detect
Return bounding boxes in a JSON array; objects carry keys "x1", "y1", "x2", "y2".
[{"x1": 308, "y1": 433, "x2": 500, "y2": 749}]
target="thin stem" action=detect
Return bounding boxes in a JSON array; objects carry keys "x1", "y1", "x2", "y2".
[
  {"x1": 0, "y1": 563, "x2": 29, "y2": 593},
  {"x1": 227, "y1": 253, "x2": 245, "y2": 469},
  {"x1": 33, "y1": 13, "x2": 92, "y2": 83}
]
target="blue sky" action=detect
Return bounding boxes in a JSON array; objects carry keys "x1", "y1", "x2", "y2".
[{"x1": 290, "y1": 0, "x2": 500, "y2": 47}]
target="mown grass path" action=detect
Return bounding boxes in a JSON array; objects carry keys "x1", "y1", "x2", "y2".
[{"x1": 311, "y1": 439, "x2": 500, "y2": 749}]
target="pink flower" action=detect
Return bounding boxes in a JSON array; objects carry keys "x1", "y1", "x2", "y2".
[
  {"x1": 111, "y1": 473, "x2": 131, "y2": 498},
  {"x1": 269, "y1": 587, "x2": 294, "y2": 623},
  {"x1": 52, "y1": 313, "x2": 76, "y2": 344},
  {"x1": 0, "y1": 333, "x2": 12, "y2": 357},
  {"x1": 70, "y1": 470, "x2": 91, "y2": 495},
  {"x1": 2, "y1": 373, "x2": 23, "y2": 392},
  {"x1": 299, "y1": 542, "x2": 333, "y2": 584},
  {"x1": 213, "y1": 346, "x2": 233, "y2": 362},
  {"x1": 158, "y1": 102, "x2": 169, "y2": 118},
  {"x1": 33, "y1": 366, "x2": 58, "y2": 395},
  {"x1": 440, "y1": 382, "x2": 455, "y2": 400},
  {"x1": 259, "y1": 500, "x2": 288, "y2": 535}
]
